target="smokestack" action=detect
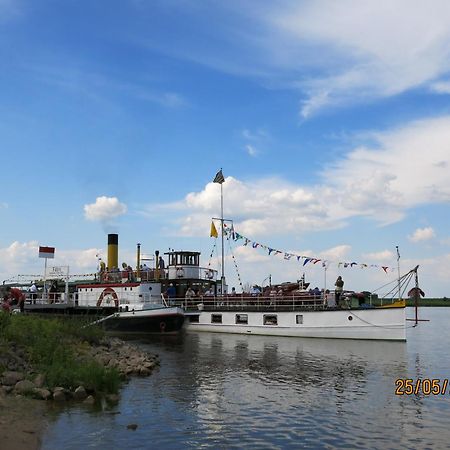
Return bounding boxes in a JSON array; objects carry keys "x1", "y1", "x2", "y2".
[{"x1": 107, "y1": 234, "x2": 118, "y2": 269}]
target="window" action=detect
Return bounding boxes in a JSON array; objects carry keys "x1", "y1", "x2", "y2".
[
  {"x1": 211, "y1": 314, "x2": 222, "y2": 324},
  {"x1": 263, "y1": 315, "x2": 278, "y2": 325},
  {"x1": 188, "y1": 315, "x2": 199, "y2": 323},
  {"x1": 296, "y1": 315, "x2": 303, "y2": 324},
  {"x1": 235, "y1": 314, "x2": 248, "y2": 324}
]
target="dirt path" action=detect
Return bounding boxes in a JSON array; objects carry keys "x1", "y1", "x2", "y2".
[{"x1": 0, "y1": 392, "x2": 48, "y2": 450}]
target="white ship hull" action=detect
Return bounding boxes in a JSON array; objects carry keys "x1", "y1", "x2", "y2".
[{"x1": 184, "y1": 307, "x2": 406, "y2": 341}]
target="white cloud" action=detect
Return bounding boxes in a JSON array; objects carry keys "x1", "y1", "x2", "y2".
[
  {"x1": 245, "y1": 144, "x2": 258, "y2": 157},
  {"x1": 137, "y1": 1, "x2": 450, "y2": 117},
  {"x1": 84, "y1": 196, "x2": 127, "y2": 222},
  {"x1": 143, "y1": 115, "x2": 450, "y2": 241},
  {"x1": 430, "y1": 81, "x2": 450, "y2": 94},
  {"x1": 409, "y1": 227, "x2": 436, "y2": 243},
  {"x1": 362, "y1": 250, "x2": 394, "y2": 261}
]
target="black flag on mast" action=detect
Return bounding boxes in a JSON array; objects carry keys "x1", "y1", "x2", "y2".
[{"x1": 213, "y1": 169, "x2": 225, "y2": 184}]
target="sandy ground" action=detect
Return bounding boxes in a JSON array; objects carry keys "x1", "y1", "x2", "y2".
[{"x1": 0, "y1": 391, "x2": 48, "y2": 450}]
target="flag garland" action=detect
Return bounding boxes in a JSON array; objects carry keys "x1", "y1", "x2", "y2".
[{"x1": 217, "y1": 224, "x2": 395, "y2": 273}]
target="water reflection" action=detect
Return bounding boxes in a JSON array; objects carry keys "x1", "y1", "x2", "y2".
[{"x1": 42, "y1": 309, "x2": 450, "y2": 450}]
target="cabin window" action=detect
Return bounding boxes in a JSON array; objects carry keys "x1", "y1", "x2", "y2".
[
  {"x1": 188, "y1": 315, "x2": 200, "y2": 323},
  {"x1": 124, "y1": 287, "x2": 127, "y2": 291},
  {"x1": 263, "y1": 315, "x2": 278, "y2": 325},
  {"x1": 296, "y1": 315, "x2": 303, "y2": 324},
  {"x1": 235, "y1": 314, "x2": 248, "y2": 324},
  {"x1": 130, "y1": 287, "x2": 133, "y2": 291},
  {"x1": 211, "y1": 314, "x2": 222, "y2": 324}
]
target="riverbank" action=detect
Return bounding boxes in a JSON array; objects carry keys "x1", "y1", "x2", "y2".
[
  {"x1": 0, "y1": 390, "x2": 47, "y2": 450},
  {"x1": 406, "y1": 298, "x2": 450, "y2": 306},
  {"x1": 0, "y1": 313, "x2": 159, "y2": 449}
]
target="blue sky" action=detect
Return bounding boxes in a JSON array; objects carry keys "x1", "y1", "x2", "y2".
[{"x1": 2, "y1": 0, "x2": 450, "y2": 296}]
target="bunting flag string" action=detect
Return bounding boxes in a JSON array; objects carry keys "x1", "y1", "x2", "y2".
[{"x1": 218, "y1": 224, "x2": 395, "y2": 273}]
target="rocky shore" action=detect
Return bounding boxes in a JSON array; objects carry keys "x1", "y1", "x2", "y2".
[{"x1": 0, "y1": 336, "x2": 159, "y2": 449}]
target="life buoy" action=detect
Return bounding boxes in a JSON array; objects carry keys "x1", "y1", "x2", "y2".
[
  {"x1": 97, "y1": 287, "x2": 119, "y2": 307},
  {"x1": 159, "y1": 321, "x2": 166, "y2": 332}
]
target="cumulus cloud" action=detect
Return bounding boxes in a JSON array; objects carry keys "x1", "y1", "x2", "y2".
[
  {"x1": 362, "y1": 250, "x2": 394, "y2": 261},
  {"x1": 145, "y1": 115, "x2": 450, "y2": 238},
  {"x1": 84, "y1": 196, "x2": 127, "y2": 222},
  {"x1": 409, "y1": 227, "x2": 436, "y2": 242}
]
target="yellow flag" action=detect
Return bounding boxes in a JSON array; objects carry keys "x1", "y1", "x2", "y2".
[{"x1": 210, "y1": 221, "x2": 218, "y2": 238}]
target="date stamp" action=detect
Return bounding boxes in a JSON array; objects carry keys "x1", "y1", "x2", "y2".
[{"x1": 395, "y1": 378, "x2": 449, "y2": 396}]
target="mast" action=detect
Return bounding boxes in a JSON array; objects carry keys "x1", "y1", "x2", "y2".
[
  {"x1": 396, "y1": 246, "x2": 401, "y2": 301},
  {"x1": 220, "y1": 179, "x2": 225, "y2": 295},
  {"x1": 213, "y1": 168, "x2": 226, "y2": 295}
]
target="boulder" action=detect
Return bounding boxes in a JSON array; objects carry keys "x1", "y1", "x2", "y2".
[
  {"x1": 53, "y1": 387, "x2": 66, "y2": 402},
  {"x1": 73, "y1": 386, "x2": 87, "y2": 401},
  {"x1": 83, "y1": 395, "x2": 95, "y2": 405},
  {"x1": 14, "y1": 379, "x2": 36, "y2": 394},
  {"x1": 1, "y1": 371, "x2": 24, "y2": 386},
  {"x1": 33, "y1": 388, "x2": 52, "y2": 400}
]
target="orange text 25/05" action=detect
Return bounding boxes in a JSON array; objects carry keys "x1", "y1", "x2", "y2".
[{"x1": 395, "y1": 378, "x2": 449, "y2": 396}]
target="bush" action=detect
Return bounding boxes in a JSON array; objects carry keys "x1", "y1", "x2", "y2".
[{"x1": 0, "y1": 315, "x2": 120, "y2": 394}]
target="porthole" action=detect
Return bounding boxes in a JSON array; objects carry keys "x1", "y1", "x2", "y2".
[{"x1": 348, "y1": 316, "x2": 353, "y2": 321}]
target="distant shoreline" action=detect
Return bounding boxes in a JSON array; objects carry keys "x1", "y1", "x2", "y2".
[{"x1": 406, "y1": 298, "x2": 450, "y2": 307}]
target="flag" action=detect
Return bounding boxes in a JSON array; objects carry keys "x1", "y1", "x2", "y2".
[
  {"x1": 39, "y1": 246, "x2": 55, "y2": 259},
  {"x1": 210, "y1": 221, "x2": 218, "y2": 238},
  {"x1": 213, "y1": 169, "x2": 225, "y2": 184}
]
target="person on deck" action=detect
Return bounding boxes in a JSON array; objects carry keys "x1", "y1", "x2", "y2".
[
  {"x1": 5, "y1": 287, "x2": 26, "y2": 312},
  {"x1": 29, "y1": 282, "x2": 38, "y2": 303},
  {"x1": 185, "y1": 287, "x2": 195, "y2": 300},
  {"x1": 335, "y1": 276, "x2": 344, "y2": 305},
  {"x1": 166, "y1": 283, "x2": 176, "y2": 304}
]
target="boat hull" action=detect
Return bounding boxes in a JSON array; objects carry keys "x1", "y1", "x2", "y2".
[
  {"x1": 184, "y1": 307, "x2": 406, "y2": 341},
  {"x1": 105, "y1": 307, "x2": 185, "y2": 334}
]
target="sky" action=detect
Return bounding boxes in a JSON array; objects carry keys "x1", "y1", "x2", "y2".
[{"x1": 1, "y1": 0, "x2": 450, "y2": 297}]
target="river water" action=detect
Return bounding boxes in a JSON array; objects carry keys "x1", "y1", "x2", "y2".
[{"x1": 42, "y1": 308, "x2": 450, "y2": 449}]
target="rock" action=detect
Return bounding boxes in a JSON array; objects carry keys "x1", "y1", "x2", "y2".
[
  {"x1": 2, "y1": 386, "x2": 13, "y2": 394},
  {"x1": 73, "y1": 386, "x2": 87, "y2": 401},
  {"x1": 83, "y1": 395, "x2": 95, "y2": 405},
  {"x1": 107, "y1": 358, "x2": 119, "y2": 368},
  {"x1": 33, "y1": 388, "x2": 52, "y2": 400},
  {"x1": 53, "y1": 387, "x2": 66, "y2": 402},
  {"x1": 139, "y1": 367, "x2": 151, "y2": 376},
  {"x1": 33, "y1": 373, "x2": 46, "y2": 388},
  {"x1": 15, "y1": 379, "x2": 35, "y2": 394},
  {"x1": 105, "y1": 394, "x2": 120, "y2": 404},
  {"x1": 127, "y1": 423, "x2": 138, "y2": 430},
  {"x1": 1, "y1": 371, "x2": 24, "y2": 386}
]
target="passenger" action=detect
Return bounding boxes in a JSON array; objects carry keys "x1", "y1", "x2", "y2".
[
  {"x1": 312, "y1": 286, "x2": 321, "y2": 297},
  {"x1": 29, "y1": 282, "x2": 38, "y2": 303},
  {"x1": 158, "y1": 257, "x2": 165, "y2": 278},
  {"x1": 204, "y1": 287, "x2": 214, "y2": 297},
  {"x1": 250, "y1": 285, "x2": 261, "y2": 296},
  {"x1": 185, "y1": 287, "x2": 195, "y2": 300},
  {"x1": 166, "y1": 283, "x2": 177, "y2": 303},
  {"x1": 5, "y1": 286, "x2": 26, "y2": 312},
  {"x1": 335, "y1": 276, "x2": 344, "y2": 305},
  {"x1": 230, "y1": 287, "x2": 236, "y2": 296}
]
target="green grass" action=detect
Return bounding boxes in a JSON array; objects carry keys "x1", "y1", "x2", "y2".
[
  {"x1": 0, "y1": 313, "x2": 120, "y2": 394},
  {"x1": 406, "y1": 298, "x2": 450, "y2": 307}
]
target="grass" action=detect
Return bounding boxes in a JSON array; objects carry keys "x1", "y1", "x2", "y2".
[
  {"x1": 0, "y1": 313, "x2": 121, "y2": 394},
  {"x1": 406, "y1": 298, "x2": 450, "y2": 307}
]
